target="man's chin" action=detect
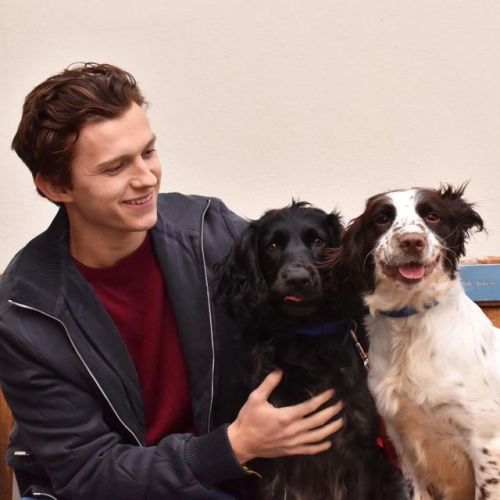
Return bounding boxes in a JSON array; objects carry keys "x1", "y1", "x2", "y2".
[{"x1": 126, "y1": 211, "x2": 158, "y2": 232}]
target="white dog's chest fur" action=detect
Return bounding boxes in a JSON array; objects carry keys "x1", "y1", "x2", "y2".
[
  {"x1": 335, "y1": 186, "x2": 499, "y2": 498},
  {"x1": 366, "y1": 281, "x2": 500, "y2": 498},
  {"x1": 367, "y1": 282, "x2": 500, "y2": 429}
]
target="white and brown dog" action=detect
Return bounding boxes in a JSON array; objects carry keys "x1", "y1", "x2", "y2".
[{"x1": 327, "y1": 185, "x2": 500, "y2": 499}]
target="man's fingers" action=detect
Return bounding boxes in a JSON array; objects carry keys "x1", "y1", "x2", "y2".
[
  {"x1": 302, "y1": 416, "x2": 344, "y2": 444},
  {"x1": 250, "y1": 369, "x2": 283, "y2": 401},
  {"x1": 285, "y1": 388, "x2": 336, "y2": 418},
  {"x1": 282, "y1": 417, "x2": 344, "y2": 456},
  {"x1": 295, "y1": 399, "x2": 344, "y2": 434},
  {"x1": 286, "y1": 413, "x2": 344, "y2": 447}
]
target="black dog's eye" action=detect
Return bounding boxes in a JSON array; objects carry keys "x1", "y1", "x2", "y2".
[
  {"x1": 424, "y1": 211, "x2": 440, "y2": 224},
  {"x1": 374, "y1": 214, "x2": 392, "y2": 227},
  {"x1": 311, "y1": 238, "x2": 325, "y2": 248},
  {"x1": 266, "y1": 242, "x2": 280, "y2": 253}
]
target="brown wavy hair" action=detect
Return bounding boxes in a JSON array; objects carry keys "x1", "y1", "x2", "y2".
[{"x1": 12, "y1": 62, "x2": 146, "y2": 202}]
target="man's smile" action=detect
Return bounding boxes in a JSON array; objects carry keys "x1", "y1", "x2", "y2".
[{"x1": 123, "y1": 192, "x2": 154, "y2": 206}]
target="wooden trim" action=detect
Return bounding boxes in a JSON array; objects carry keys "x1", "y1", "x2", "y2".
[
  {"x1": 477, "y1": 301, "x2": 500, "y2": 307},
  {"x1": 478, "y1": 302, "x2": 500, "y2": 327},
  {"x1": 0, "y1": 387, "x2": 13, "y2": 500}
]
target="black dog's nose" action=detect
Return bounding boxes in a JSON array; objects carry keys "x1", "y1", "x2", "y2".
[
  {"x1": 285, "y1": 266, "x2": 313, "y2": 288},
  {"x1": 398, "y1": 233, "x2": 426, "y2": 254}
]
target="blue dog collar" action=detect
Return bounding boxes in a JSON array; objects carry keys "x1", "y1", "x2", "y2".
[
  {"x1": 289, "y1": 318, "x2": 352, "y2": 343},
  {"x1": 290, "y1": 319, "x2": 369, "y2": 369},
  {"x1": 380, "y1": 301, "x2": 438, "y2": 318}
]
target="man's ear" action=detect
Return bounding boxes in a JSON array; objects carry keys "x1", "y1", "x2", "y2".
[{"x1": 35, "y1": 173, "x2": 73, "y2": 204}]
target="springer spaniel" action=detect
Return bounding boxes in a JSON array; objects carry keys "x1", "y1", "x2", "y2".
[
  {"x1": 218, "y1": 201, "x2": 407, "y2": 500},
  {"x1": 326, "y1": 185, "x2": 500, "y2": 499}
]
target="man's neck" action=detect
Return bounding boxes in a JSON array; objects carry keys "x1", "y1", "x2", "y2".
[{"x1": 70, "y1": 229, "x2": 149, "y2": 268}]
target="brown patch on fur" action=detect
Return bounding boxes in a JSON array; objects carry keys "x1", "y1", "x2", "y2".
[{"x1": 392, "y1": 400, "x2": 475, "y2": 500}]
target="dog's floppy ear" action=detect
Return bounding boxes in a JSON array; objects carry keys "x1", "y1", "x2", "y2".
[
  {"x1": 439, "y1": 183, "x2": 485, "y2": 263},
  {"x1": 439, "y1": 183, "x2": 484, "y2": 234},
  {"x1": 216, "y1": 222, "x2": 269, "y2": 322},
  {"x1": 322, "y1": 212, "x2": 372, "y2": 293},
  {"x1": 324, "y1": 210, "x2": 344, "y2": 247}
]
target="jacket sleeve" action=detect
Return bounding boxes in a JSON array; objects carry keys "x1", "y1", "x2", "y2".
[{"x1": 0, "y1": 311, "x2": 245, "y2": 500}]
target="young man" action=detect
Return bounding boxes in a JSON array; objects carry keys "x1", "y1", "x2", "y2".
[{"x1": 0, "y1": 63, "x2": 343, "y2": 499}]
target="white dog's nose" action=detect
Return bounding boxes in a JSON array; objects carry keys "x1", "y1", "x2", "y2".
[{"x1": 397, "y1": 232, "x2": 426, "y2": 255}]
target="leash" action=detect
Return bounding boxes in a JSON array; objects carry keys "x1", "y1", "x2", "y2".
[{"x1": 349, "y1": 320, "x2": 370, "y2": 371}]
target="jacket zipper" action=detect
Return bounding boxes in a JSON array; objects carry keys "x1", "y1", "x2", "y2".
[
  {"x1": 200, "y1": 198, "x2": 216, "y2": 433},
  {"x1": 32, "y1": 492, "x2": 58, "y2": 500},
  {"x1": 8, "y1": 300, "x2": 142, "y2": 446}
]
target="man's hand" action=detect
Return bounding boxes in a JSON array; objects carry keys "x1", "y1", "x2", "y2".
[{"x1": 227, "y1": 369, "x2": 344, "y2": 464}]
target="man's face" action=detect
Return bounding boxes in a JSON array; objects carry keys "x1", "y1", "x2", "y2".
[{"x1": 63, "y1": 103, "x2": 161, "y2": 247}]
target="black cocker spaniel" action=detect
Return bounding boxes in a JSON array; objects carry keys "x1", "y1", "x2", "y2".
[{"x1": 217, "y1": 201, "x2": 407, "y2": 500}]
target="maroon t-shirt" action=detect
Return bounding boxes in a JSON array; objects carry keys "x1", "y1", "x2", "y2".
[{"x1": 74, "y1": 235, "x2": 194, "y2": 445}]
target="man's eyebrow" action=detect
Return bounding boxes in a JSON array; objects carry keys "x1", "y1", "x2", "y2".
[
  {"x1": 145, "y1": 134, "x2": 157, "y2": 149},
  {"x1": 96, "y1": 134, "x2": 157, "y2": 169}
]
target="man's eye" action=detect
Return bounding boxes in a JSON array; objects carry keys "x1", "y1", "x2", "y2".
[
  {"x1": 266, "y1": 242, "x2": 279, "y2": 253},
  {"x1": 104, "y1": 163, "x2": 123, "y2": 175},
  {"x1": 142, "y1": 148, "x2": 156, "y2": 158},
  {"x1": 311, "y1": 238, "x2": 325, "y2": 247},
  {"x1": 425, "y1": 211, "x2": 440, "y2": 223}
]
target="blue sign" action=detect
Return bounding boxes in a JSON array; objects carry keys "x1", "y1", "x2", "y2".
[{"x1": 459, "y1": 264, "x2": 500, "y2": 302}]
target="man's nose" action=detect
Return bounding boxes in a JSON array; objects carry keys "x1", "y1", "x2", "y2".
[{"x1": 130, "y1": 158, "x2": 159, "y2": 187}]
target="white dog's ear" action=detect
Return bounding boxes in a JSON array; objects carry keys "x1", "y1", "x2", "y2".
[
  {"x1": 439, "y1": 183, "x2": 484, "y2": 235},
  {"x1": 329, "y1": 213, "x2": 374, "y2": 292},
  {"x1": 437, "y1": 184, "x2": 485, "y2": 272}
]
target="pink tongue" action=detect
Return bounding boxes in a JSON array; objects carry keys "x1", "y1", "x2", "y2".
[
  {"x1": 398, "y1": 264, "x2": 425, "y2": 280},
  {"x1": 284, "y1": 296, "x2": 303, "y2": 303}
]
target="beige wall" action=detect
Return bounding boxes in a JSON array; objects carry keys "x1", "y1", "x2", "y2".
[{"x1": 1, "y1": 0, "x2": 499, "y2": 270}]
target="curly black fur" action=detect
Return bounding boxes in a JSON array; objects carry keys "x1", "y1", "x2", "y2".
[{"x1": 217, "y1": 201, "x2": 408, "y2": 500}]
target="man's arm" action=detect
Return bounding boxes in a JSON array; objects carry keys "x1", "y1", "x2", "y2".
[
  {"x1": 0, "y1": 317, "x2": 242, "y2": 499},
  {"x1": 0, "y1": 319, "x2": 343, "y2": 500}
]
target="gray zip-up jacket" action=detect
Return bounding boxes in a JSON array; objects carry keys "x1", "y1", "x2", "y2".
[{"x1": 0, "y1": 193, "x2": 248, "y2": 499}]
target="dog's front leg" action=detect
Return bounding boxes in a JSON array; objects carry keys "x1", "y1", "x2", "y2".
[
  {"x1": 405, "y1": 475, "x2": 433, "y2": 500},
  {"x1": 390, "y1": 401, "x2": 475, "y2": 500},
  {"x1": 472, "y1": 435, "x2": 500, "y2": 500}
]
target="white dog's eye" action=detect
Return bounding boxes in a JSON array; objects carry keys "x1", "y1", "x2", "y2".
[
  {"x1": 374, "y1": 214, "x2": 391, "y2": 227},
  {"x1": 425, "y1": 212, "x2": 440, "y2": 223}
]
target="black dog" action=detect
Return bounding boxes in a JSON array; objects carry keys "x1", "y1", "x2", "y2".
[{"x1": 218, "y1": 202, "x2": 407, "y2": 500}]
